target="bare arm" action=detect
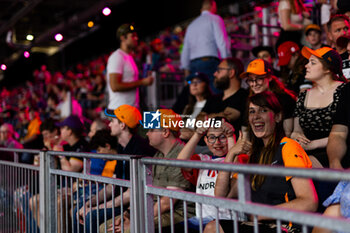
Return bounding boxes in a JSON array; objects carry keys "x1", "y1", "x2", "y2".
[
  {"x1": 98, "y1": 188, "x2": 130, "y2": 209},
  {"x1": 215, "y1": 131, "x2": 251, "y2": 198},
  {"x1": 153, "y1": 186, "x2": 184, "y2": 217},
  {"x1": 312, "y1": 204, "x2": 341, "y2": 233},
  {"x1": 58, "y1": 157, "x2": 83, "y2": 172},
  {"x1": 223, "y1": 107, "x2": 241, "y2": 123},
  {"x1": 279, "y1": 8, "x2": 304, "y2": 31},
  {"x1": 109, "y1": 73, "x2": 153, "y2": 92},
  {"x1": 258, "y1": 178, "x2": 318, "y2": 221},
  {"x1": 327, "y1": 124, "x2": 348, "y2": 169}
]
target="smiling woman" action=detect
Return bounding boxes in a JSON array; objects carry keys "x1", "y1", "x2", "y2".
[
  {"x1": 205, "y1": 91, "x2": 317, "y2": 233},
  {"x1": 240, "y1": 59, "x2": 296, "y2": 137}
]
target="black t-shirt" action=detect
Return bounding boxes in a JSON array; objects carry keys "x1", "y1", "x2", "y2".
[
  {"x1": 114, "y1": 134, "x2": 156, "y2": 196},
  {"x1": 63, "y1": 138, "x2": 90, "y2": 161},
  {"x1": 114, "y1": 134, "x2": 156, "y2": 180},
  {"x1": 341, "y1": 52, "x2": 350, "y2": 80},
  {"x1": 333, "y1": 82, "x2": 350, "y2": 168},
  {"x1": 201, "y1": 88, "x2": 249, "y2": 135}
]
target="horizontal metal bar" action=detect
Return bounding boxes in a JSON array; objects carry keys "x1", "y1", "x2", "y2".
[
  {"x1": 50, "y1": 168, "x2": 130, "y2": 187},
  {"x1": 0, "y1": 147, "x2": 41, "y2": 154},
  {"x1": 0, "y1": 160, "x2": 40, "y2": 171},
  {"x1": 47, "y1": 150, "x2": 137, "y2": 160},
  {"x1": 141, "y1": 158, "x2": 350, "y2": 181},
  {"x1": 145, "y1": 186, "x2": 350, "y2": 232}
]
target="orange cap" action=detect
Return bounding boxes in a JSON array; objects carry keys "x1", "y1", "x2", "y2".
[
  {"x1": 240, "y1": 59, "x2": 271, "y2": 78},
  {"x1": 104, "y1": 105, "x2": 142, "y2": 128},
  {"x1": 301, "y1": 46, "x2": 334, "y2": 60},
  {"x1": 159, "y1": 109, "x2": 182, "y2": 132}
]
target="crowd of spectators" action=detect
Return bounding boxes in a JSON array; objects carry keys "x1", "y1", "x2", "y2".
[{"x1": 1, "y1": 0, "x2": 350, "y2": 232}]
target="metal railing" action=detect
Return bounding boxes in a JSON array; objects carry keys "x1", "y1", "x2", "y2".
[
  {"x1": 140, "y1": 158, "x2": 350, "y2": 233},
  {"x1": 2, "y1": 148, "x2": 350, "y2": 233}
]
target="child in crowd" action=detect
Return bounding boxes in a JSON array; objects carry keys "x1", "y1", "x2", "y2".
[{"x1": 177, "y1": 117, "x2": 247, "y2": 231}]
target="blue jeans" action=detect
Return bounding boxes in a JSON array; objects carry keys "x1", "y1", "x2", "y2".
[
  {"x1": 186, "y1": 216, "x2": 214, "y2": 230},
  {"x1": 189, "y1": 58, "x2": 221, "y2": 94}
]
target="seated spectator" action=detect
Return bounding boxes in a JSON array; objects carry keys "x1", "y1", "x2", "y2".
[
  {"x1": 292, "y1": 46, "x2": 347, "y2": 168},
  {"x1": 21, "y1": 107, "x2": 43, "y2": 164},
  {"x1": 77, "y1": 105, "x2": 156, "y2": 233},
  {"x1": 204, "y1": 91, "x2": 317, "y2": 233},
  {"x1": 45, "y1": 92, "x2": 60, "y2": 120},
  {"x1": 73, "y1": 129, "x2": 119, "y2": 233},
  {"x1": 177, "y1": 118, "x2": 238, "y2": 230},
  {"x1": 327, "y1": 84, "x2": 350, "y2": 169},
  {"x1": 0, "y1": 123, "x2": 23, "y2": 161},
  {"x1": 278, "y1": 41, "x2": 313, "y2": 94},
  {"x1": 102, "y1": 109, "x2": 194, "y2": 233},
  {"x1": 88, "y1": 118, "x2": 109, "y2": 176},
  {"x1": 200, "y1": 58, "x2": 248, "y2": 139},
  {"x1": 55, "y1": 115, "x2": 89, "y2": 171},
  {"x1": 33, "y1": 118, "x2": 62, "y2": 166},
  {"x1": 87, "y1": 74, "x2": 105, "y2": 109},
  {"x1": 180, "y1": 72, "x2": 212, "y2": 141},
  {"x1": 304, "y1": 24, "x2": 328, "y2": 50},
  {"x1": 30, "y1": 115, "x2": 89, "y2": 232},
  {"x1": 240, "y1": 59, "x2": 296, "y2": 137}
]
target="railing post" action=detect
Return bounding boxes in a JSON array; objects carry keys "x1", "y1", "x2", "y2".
[
  {"x1": 262, "y1": 7, "x2": 269, "y2": 46},
  {"x1": 237, "y1": 173, "x2": 250, "y2": 221},
  {"x1": 130, "y1": 156, "x2": 145, "y2": 233},
  {"x1": 39, "y1": 151, "x2": 49, "y2": 232},
  {"x1": 142, "y1": 162, "x2": 155, "y2": 233},
  {"x1": 39, "y1": 151, "x2": 56, "y2": 232}
]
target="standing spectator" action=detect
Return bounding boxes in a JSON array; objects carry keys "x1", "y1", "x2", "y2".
[
  {"x1": 326, "y1": 14, "x2": 350, "y2": 80},
  {"x1": 106, "y1": 24, "x2": 153, "y2": 110},
  {"x1": 180, "y1": 0, "x2": 231, "y2": 94},
  {"x1": 0, "y1": 123, "x2": 23, "y2": 161},
  {"x1": 276, "y1": 0, "x2": 311, "y2": 49}
]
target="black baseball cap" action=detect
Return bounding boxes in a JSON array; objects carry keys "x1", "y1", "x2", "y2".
[{"x1": 185, "y1": 72, "x2": 210, "y2": 84}]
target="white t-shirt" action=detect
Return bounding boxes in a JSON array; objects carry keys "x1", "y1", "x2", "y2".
[
  {"x1": 106, "y1": 49, "x2": 139, "y2": 109},
  {"x1": 195, "y1": 154, "x2": 233, "y2": 220}
]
